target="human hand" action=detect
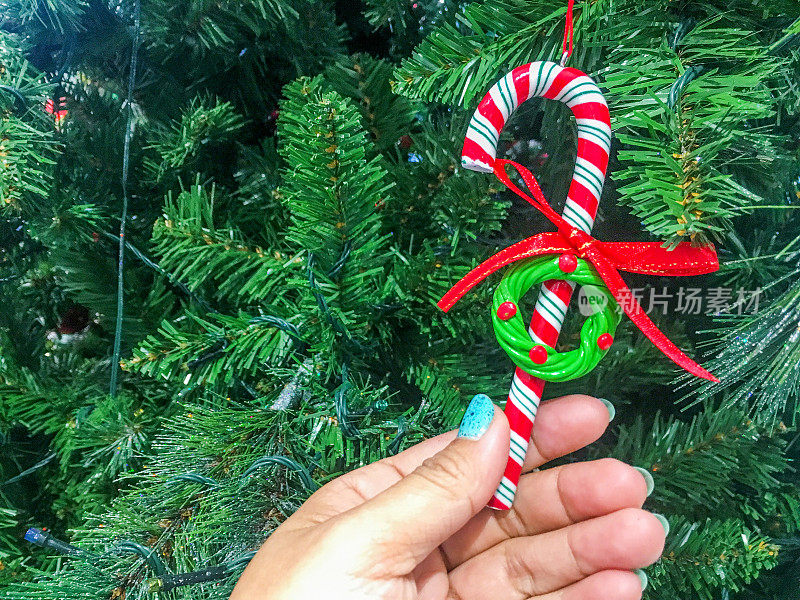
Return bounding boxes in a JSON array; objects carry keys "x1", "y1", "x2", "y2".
[{"x1": 231, "y1": 394, "x2": 666, "y2": 600}]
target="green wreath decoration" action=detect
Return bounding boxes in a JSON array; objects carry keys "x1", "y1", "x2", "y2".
[{"x1": 491, "y1": 255, "x2": 621, "y2": 382}]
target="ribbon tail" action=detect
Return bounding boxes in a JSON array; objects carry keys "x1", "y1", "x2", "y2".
[
  {"x1": 625, "y1": 300, "x2": 719, "y2": 382},
  {"x1": 438, "y1": 233, "x2": 570, "y2": 312},
  {"x1": 588, "y1": 251, "x2": 719, "y2": 382}
]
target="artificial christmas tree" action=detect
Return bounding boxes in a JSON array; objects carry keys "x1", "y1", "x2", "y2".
[{"x1": 0, "y1": 0, "x2": 798, "y2": 598}]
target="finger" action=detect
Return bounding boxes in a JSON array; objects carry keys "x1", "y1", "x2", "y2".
[
  {"x1": 286, "y1": 433, "x2": 457, "y2": 528},
  {"x1": 441, "y1": 458, "x2": 649, "y2": 567},
  {"x1": 344, "y1": 393, "x2": 610, "y2": 496},
  {"x1": 447, "y1": 508, "x2": 666, "y2": 600},
  {"x1": 292, "y1": 394, "x2": 609, "y2": 527},
  {"x1": 521, "y1": 395, "x2": 612, "y2": 471},
  {"x1": 414, "y1": 551, "x2": 449, "y2": 600},
  {"x1": 529, "y1": 569, "x2": 644, "y2": 600},
  {"x1": 338, "y1": 395, "x2": 511, "y2": 575}
]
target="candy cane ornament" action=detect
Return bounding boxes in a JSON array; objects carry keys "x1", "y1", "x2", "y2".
[{"x1": 463, "y1": 61, "x2": 611, "y2": 510}]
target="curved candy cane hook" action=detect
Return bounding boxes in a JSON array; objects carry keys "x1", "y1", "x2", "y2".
[
  {"x1": 463, "y1": 62, "x2": 611, "y2": 232},
  {"x1": 462, "y1": 62, "x2": 612, "y2": 510}
]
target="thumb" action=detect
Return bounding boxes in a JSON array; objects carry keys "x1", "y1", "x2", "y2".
[{"x1": 345, "y1": 394, "x2": 510, "y2": 570}]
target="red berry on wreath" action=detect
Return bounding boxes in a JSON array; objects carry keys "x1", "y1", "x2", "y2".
[
  {"x1": 597, "y1": 333, "x2": 614, "y2": 350},
  {"x1": 496, "y1": 301, "x2": 517, "y2": 320},
  {"x1": 529, "y1": 345, "x2": 548, "y2": 364},
  {"x1": 558, "y1": 253, "x2": 578, "y2": 273}
]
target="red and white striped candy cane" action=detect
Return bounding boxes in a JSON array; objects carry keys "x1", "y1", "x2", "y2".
[{"x1": 461, "y1": 61, "x2": 611, "y2": 510}]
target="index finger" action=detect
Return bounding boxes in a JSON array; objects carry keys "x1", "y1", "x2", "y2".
[{"x1": 387, "y1": 394, "x2": 611, "y2": 475}]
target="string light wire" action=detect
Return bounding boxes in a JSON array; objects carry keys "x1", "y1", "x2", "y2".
[{"x1": 109, "y1": 0, "x2": 142, "y2": 397}]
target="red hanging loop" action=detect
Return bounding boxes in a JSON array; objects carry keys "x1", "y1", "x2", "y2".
[{"x1": 561, "y1": 0, "x2": 575, "y2": 65}]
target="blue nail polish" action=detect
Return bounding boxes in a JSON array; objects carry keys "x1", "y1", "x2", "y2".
[
  {"x1": 634, "y1": 568, "x2": 648, "y2": 590},
  {"x1": 458, "y1": 394, "x2": 495, "y2": 440},
  {"x1": 633, "y1": 466, "x2": 655, "y2": 497},
  {"x1": 653, "y1": 513, "x2": 670, "y2": 536},
  {"x1": 598, "y1": 398, "x2": 615, "y2": 421}
]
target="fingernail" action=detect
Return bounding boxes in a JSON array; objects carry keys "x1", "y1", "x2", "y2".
[
  {"x1": 633, "y1": 466, "x2": 654, "y2": 497},
  {"x1": 598, "y1": 398, "x2": 615, "y2": 421},
  {"x1": 633, "y1": 568, "x2": 648, "y2": 590},
  {"x1": 653, "y1": 513, "x2": 670, "y2": 536},
  {"x1": 458, "y1": 394, "x2": 495, "y2": 440}
]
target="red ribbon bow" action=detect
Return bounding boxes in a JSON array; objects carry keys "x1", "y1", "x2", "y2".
[{"x1": 438, "y1": 159, "x2": 720, "y2": 382}]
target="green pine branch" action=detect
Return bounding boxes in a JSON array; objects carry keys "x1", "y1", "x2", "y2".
[
  {"x1": 277, "y1": 76, "x2": 395, "y2": 367},
  {"x1": 688, "y1": 277, "x2": 800, "y2": 423},
  {"x1": 151, "y1": 182, "x2": 293, "y2": 305},
  {"x1": 392, "y1": 0, "x2": 574, "y2": 107},
  {"x1": 607, "y1": 18, "x2": 787, "y2": 244},
  {"x1": 0, "y1": 31, "x2": 59, "y2": 213},
  {"x1": 647, "y1": 516, "x2": 780, "y2": 599},
  {"x1": 325, "y1": 54, "x2": 417, "y2": 153},
  {"x1": 602, "y1": 405, "x2": 791, "y2": 523},
  {"x1": 144, "y1": 96, "x2": 246, "y2": 185},
  {"x1": 122, "y1": 311, "x2": 300, "y2": 387}
]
